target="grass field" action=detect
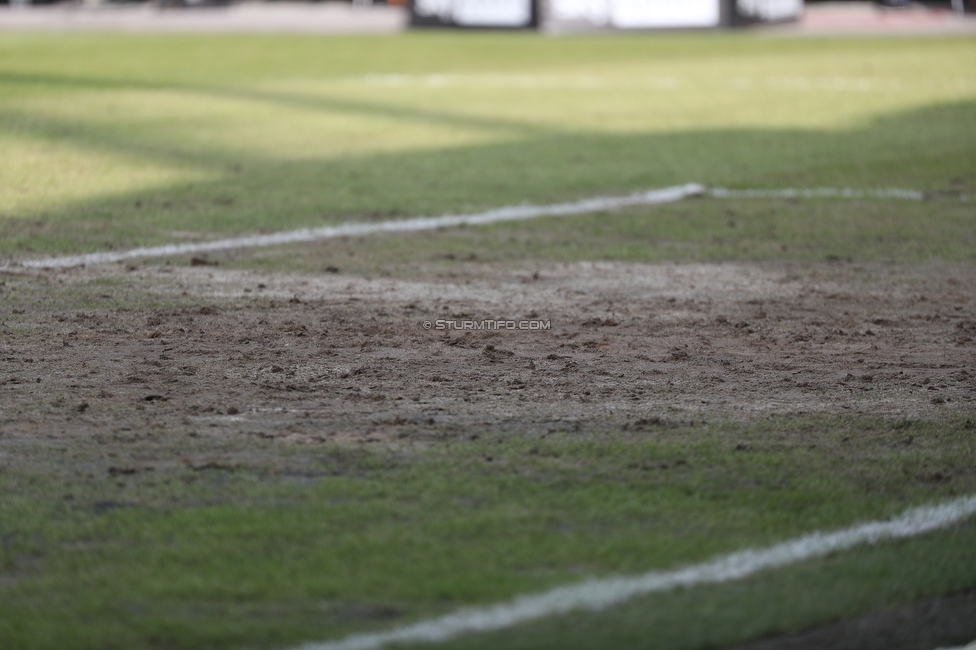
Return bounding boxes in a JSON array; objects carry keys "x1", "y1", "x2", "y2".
[
  {"x1": 1, "y1": 31, "x2": 975, "y2": 650},
  {"x1": 2, "y1": 33, "x2": 975, "y2": 257}
]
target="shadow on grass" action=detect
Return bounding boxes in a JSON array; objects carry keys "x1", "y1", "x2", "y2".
[{"x1": 0, "y1": 79, "x2": 974, "y2": 257}]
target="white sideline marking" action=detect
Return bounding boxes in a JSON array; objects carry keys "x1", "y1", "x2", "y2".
[
  {"x1": 7, "y1": 183, "x2": 968, "y2": 271},
  {"x1": 708, "y1": 187, "x2": 927, "y2": 201},
  {"x1": 294, "y1": 495, "x2": 976, "y2": 650},
  {"x1": 13, "y1": 184, "x2": 702, "y2": 270}
]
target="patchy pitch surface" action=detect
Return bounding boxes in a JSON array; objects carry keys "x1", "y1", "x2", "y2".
[{"x1": 1, "y1": 33, "x2": 975, "y2": 650}]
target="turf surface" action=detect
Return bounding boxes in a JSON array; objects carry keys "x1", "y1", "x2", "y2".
[
  {"x1": 2, "y1": 418, "x2": 975, "y2": 650},
  {"x1": 1, "y1": 30, "x2": 975, "y2": 650}
]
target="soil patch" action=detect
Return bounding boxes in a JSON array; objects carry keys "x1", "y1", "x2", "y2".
[{"x1": 1, "y1": 260, "x2": 974, "y2": 446}]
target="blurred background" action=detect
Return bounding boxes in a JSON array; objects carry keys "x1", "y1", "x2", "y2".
[
  {"x1": 0, "y1": 0, "x2": 973, "y2": 37},
  {"x1": 0, "y1": 0, "x2": 971, "y2": 10}
]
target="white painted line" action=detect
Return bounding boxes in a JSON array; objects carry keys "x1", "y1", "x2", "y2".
[
  {"x1": 710, "y1": 187, "x2": 972, "y2": 202},
  {"x1": 293, "y1": 494, "x2": 976, "y2": 650},
  {"x1": 13, "y1": 184, "x2": 703, "y2": 270},
  {"x1": 708, "y1": 187, "x2": 928, "y2": 201},
  {"x1": 6, "y1": 183, "x2": 968, "y2": 271}
]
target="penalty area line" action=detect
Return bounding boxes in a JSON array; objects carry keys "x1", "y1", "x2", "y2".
[
  {"x1": 293, "y1": 494, "x2": 976, "y2": 650},
  {"x1": 707, "y1": 187, "x2": 929, "y2": 200},
  {"x1": 6, "y1": 183, "x2": 966, "y2": 271},
  {"x1": 11, "y1": 184, "x2": 702, "y2": 270}
]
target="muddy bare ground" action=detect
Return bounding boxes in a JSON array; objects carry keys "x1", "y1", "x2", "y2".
[{"x1": 1, "y1": 259, "x2": 974, "y2": 449}]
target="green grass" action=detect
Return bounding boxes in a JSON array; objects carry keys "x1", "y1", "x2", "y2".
[
  {"x1": 2, "y1": 418, "x2": 975, "y2": 650},
  {"x1": 1, "y1": 34, "x2": 975, "y2": 258},
  {"x1": 203, "y1": 196, "x2": 976, "y2": 277},
  {"x1": 420, "y1": 521, "x2": 976, "y2": 650}
]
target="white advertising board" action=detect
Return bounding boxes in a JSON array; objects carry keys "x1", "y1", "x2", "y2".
[
  {"x1": 414, "y1": 0, "x2": 533, "y2": 26},
  {"x1": 411, "y1": 0, "x2": 800, "y2": 30},
  {"x1": 610, "y1": 0, "x2": 720, "y2": 29},
  {"x1": 736, "y1": 0, "x2": 801, "y2": 21},
  {"x1": 452, "y1": 0, "x2": 533, "y2": 25},
  {"x1": 549, "y1": 0, "x2": 722, "y2": 29}
]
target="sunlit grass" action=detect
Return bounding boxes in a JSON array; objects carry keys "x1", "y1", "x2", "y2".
[
  {"x1": 0, "y1": 33, "x2": 974, "y2": 259},
  {"x1": 0, "y1": 133, "x2": 212, "y2": 218}
]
